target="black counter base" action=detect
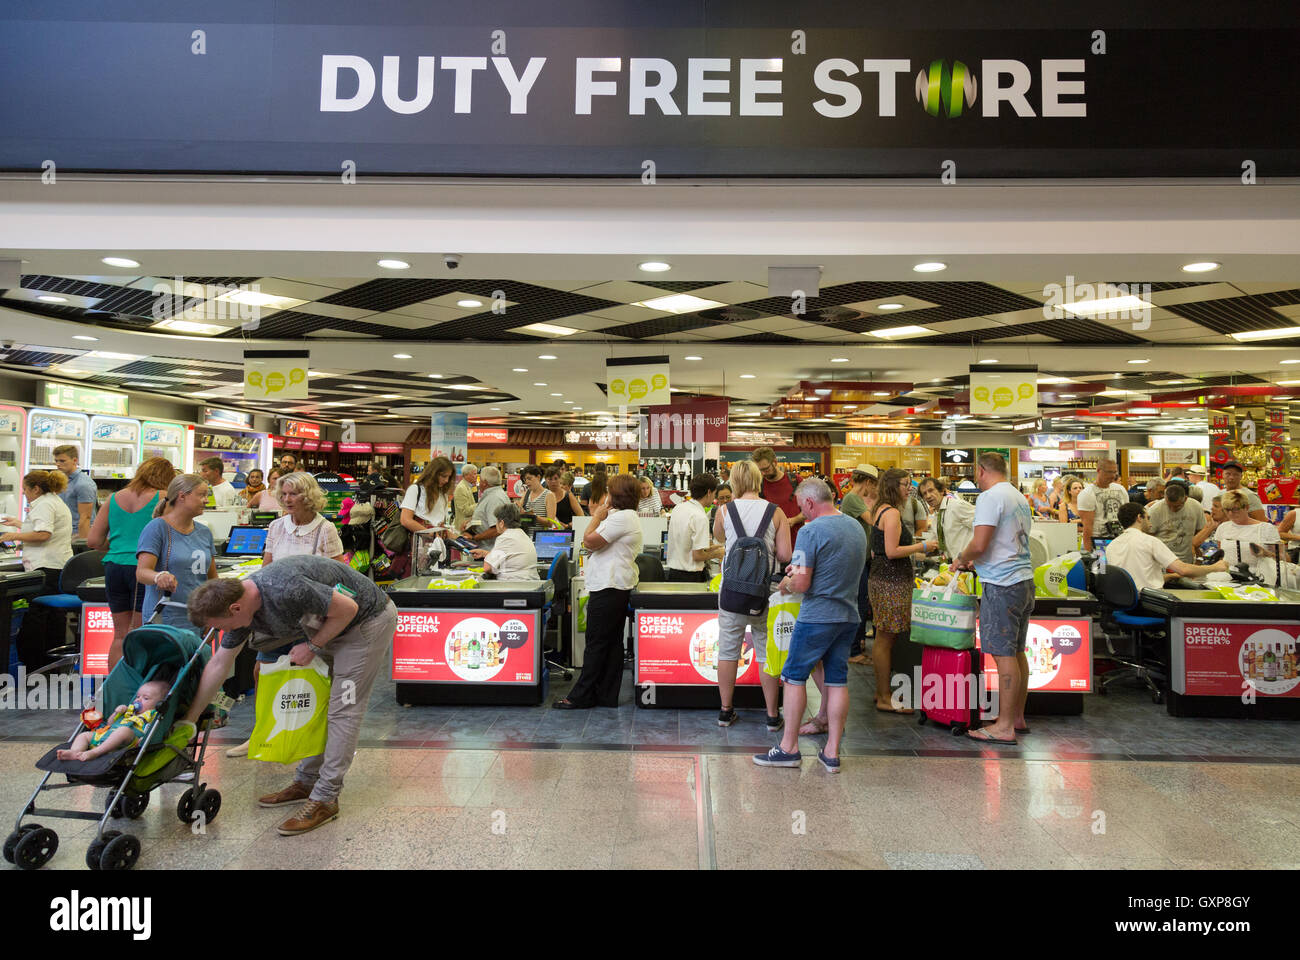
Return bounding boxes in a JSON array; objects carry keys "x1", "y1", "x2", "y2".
[
  {"x1": 396, "y1": 678, "x2": 548, "y2": 707},
  {"x1": 635, "y1": 683, "x2": 772, "y2": 710},
  {"x1": 1026, "y1": 691, "x2": 1084, "y2": 716},
  {"x1": 1167, "y1": 691, "x2": 1300, "y2": 720}
]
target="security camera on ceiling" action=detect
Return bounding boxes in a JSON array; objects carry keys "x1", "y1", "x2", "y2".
[{"x1": 443, "y1": 254, "x2": 462, "y2": 270}]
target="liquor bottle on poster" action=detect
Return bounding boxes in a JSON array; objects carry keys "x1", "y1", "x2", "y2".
[
  {"x1": 1245, "y1": 642, "x2": 1255, "y2": 678},
  {"x1": 1285, "y1": 641, "x2": 1297, "y2": 680},
  {"x1": 1264, "y1": 644, "x2": 1277, "y2": 681}
]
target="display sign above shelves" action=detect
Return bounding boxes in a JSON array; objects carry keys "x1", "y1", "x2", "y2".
[{"x1": 42, "y1": 382, "x2": 127, "y2": 416}]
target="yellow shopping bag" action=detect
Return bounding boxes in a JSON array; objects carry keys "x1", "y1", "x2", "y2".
[
  {"x1": 248, "y1": 655, "x2": 331, "y2": 765},
  {"x1": 764, "y1": 590, "x2": 802, "y2": 677}
]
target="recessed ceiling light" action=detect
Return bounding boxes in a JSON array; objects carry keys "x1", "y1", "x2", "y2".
[
  {"x1": 869, "y1": 325, "x2": 935, "y2": 340},
  {"x1": 512, "y1": 367, "x2": 528, "y2": 372},
  {"x1": 632, "y1": 293, "x2": 725, "y2": 314},
  {"x1": 739, "y1": 374, "x2": 756, "y2": 379},
  {"x1": 1181, "y1": 261, "x2": 1220, "y2": 273},
  {"x1": 1276, "y1": 380, "x2": 1300, "y2": 387},
  {"x1": 490, "y1": 407, "x2": 500, "y2": 411},
  {"x1": 563, "y1": 400, "x2": 574, "y2": 404},
  {"x1": 912, "y1": 262, "x2": 946, "y2": 273},
  {"x1": 877, "y1": 302, "x2": 905, "y2": 310},
  {"x1": 214, "y1": 290, "x2": 304, "y2": 309},
  {"x1": 522, "y1": 322, "x2": 578, "y2": 337},
  {"x1": 380, "y1": 394, "x2": 400, "y2": 399},
  {"x1": 550, "y1": 392, "x2": 563, "y2": 397},
  {"x1": 1231, "y1": 327, "x2": 1300, "y2": 342},
  {"x1": 814, "y1": 389, "x2": 832, "y2": 395},
  {"x1": 1128, "y1": 359, "x2": 1150, "y2": 364},
  {"x1": 428, "y1": 373, "x2": 444, "y2": 378},
  {"x1": 873, "y1": 392, "x2": 891, "y2": 397},
  {"x1": 37, "y1": 295, "x2": 67, "y2": 303},
  {"x1": 638, "y1": 261, "x2": 671, "y2": 273},
  {"x1": 393, "y1": 353, "x2": 412, "y2": 359},
  {"x1": 830, "y1": 357, "x2": 850, "y2": 363},
  {"x1": 684, "y1": 355, "x2": 702, "y2": 361},
  {"x1": 101, "y1": 256, "x2": 140, "y2": 268},
  {"x1": 346, "y1": 384, "x2": 368, "y2": 389},
  {"x1": 447, "y1": 383, "x2": 480, "y2": 391},
  {"x1": 1060, "y1": 394, "x2": 1077, "y2": 399},
  {"x1": 538, "y1": 354, "x2": 557, "y2": 360},
  {"x1": 377, "y1": 259, "x2": 409, "y2": 270},
  {"x1": 534, "y1": 382, "x2": 547, "y2": 386},
  {"x1": 456, "y1": 299, "x2": 483, "y2": 308},
  {"x1": 1280, "y1": 359, "x2": 1300, "y2": 365},
  {"x1": 72, "y1": 335, "x2": 98, "y2": 341},
  {"x1": 172, "y1": 369, "x2": 206, "y2": 376},
  {"x1": 152, "y1": 318, "x2": 229, "y2": 336},
  {"x1": 1061, "y1": 295, "x2": 1155, "y2": 318}
]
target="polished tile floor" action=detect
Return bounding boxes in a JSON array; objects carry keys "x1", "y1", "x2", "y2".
[{"x1": 3, "y1": 664, "x2": 1298, "y2": 869}]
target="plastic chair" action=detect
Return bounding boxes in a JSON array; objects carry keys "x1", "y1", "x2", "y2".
[
  {"x1": 1066, "y1": 559, "x2": 1088, "y2": 593},
  {"x1": 28, "y1": 550, "x2": 106, "y2": 676},
  {"x1": 541, "y1": 553, "x2": 572, "y2": 680},
  {"x1": 634, "y1": 553, "x2": 665, "y2": 583},
  {"x1": 1095, "y1": 566, "x2": 1168, "y2": 703}
]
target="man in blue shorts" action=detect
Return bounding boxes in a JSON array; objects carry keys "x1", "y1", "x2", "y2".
[
  {"x1": 753, "y1": 479, "x2": 866, "y2": 773},
  {"x1": 953, "y1": 452, "x2": 1034, "y2": 745}
]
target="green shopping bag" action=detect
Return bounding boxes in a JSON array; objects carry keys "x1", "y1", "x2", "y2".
[
  {"x1": 909, "y1": 578, "x2": 977, "y2": 650},
  {"x1": 764, "y1": 590, "x2": 802, "y2": 677},
  {"x1": 248, "y1": 655, "x2": 331, "y2": 765},
  {"x1": 576, "y1": 587, "x2": 590, "y2": 632}
]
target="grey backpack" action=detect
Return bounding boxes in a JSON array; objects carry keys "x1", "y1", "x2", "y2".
[{"x1": 719, "y1": 501, "x2": 778, "y2": 616}]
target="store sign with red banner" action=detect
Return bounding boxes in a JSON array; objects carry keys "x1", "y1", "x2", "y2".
[
  {"x1": 80, "y1": 604, "x2": 114, "y2": 677},
  {"x1": 468, "y1": 428, "x2": 509, "y2": 444},
  {"x1": 301, "y1": 440, "x2": 319, "y2": 451},
  {"x1": 283, "y1": 438, "x2": 303, "y2": 450},
  {"x1": 283, "y1": 419, "x2": 321, "y2": 439},
  {"x1": 644, "y1": 399, "x2": 729, "y2": 446},
  {"x1": 978, "y1": 618, "x2": 1092, "y2": 693},
  {"x1": 374, "y1": 442, "x2": 405, "y2": 454},
  {"x1": 338, "y1": 442, "x2": 372, "y2": 453},
  {"x1": 1173, "y1": 619, "x2": 1300, "y2": 698},
  {"x1": 317, "y1": 441, "x2": 335, "y2": 452},
  {"x1": 392, "y1": 609, "x2": 539, "y2": 684},
  {"x1": 1075, "y1": 439, "x2": 1112, "y2": 451},
  {"x1": 635, "y1": 611, "x2": 762, "y2": 686}
]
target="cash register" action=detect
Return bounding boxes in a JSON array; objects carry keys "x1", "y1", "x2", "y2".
[{"x1": 215, "y1": 524, "x2": 268, "y2": 569}]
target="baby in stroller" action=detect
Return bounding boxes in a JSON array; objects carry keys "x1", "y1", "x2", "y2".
[{"x1": 56, "y1": 673, "x2": 173, "y2": 762}]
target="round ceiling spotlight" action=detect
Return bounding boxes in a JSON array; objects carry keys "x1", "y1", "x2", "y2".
[
  {"x1": 1181, "y1": 261, "x2": 1220, "y2": 273},
  {"x1": 377, "y1": 259, "x2": 409, "y2": 270},
  {"x1": 638, "y1": 261, "x2": 671, "y2": 273},
  {"x1": 101, "y1": 256, "x2": 140, "y2": 268},
  {"x1": 912, "y1": 262, "x2": 947, "y2": 273}
]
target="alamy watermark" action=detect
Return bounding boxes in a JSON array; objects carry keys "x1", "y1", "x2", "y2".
[
  {"x1": 594, "y1": 406, "x2": 725, "y2": 451},
  {"x1": 150, "y1": 277, "x2": 267, "y2": 331},
  {"x1": 0, "y1": 668, "x2": 89, "y2": 710}
]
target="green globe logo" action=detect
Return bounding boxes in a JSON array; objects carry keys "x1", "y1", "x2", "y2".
[{"x1": 915, "y1": 59, "x2": 978, "y2": 117}]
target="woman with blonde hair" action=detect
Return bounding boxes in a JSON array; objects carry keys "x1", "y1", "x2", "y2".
[
  {"x1": 1030, "y1": 478, "x2": 1053, "y2": 518},
  {"x1": 87, "y1": 456, "x2": 177, "y2": 662},
  {"x1": 3, "y1": 470, "x2": 75, "y2": 670},
  {"x1": 135, "y1": 474, "x2": 217, "y2": 633}
]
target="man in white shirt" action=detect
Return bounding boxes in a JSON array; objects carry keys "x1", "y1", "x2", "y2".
[
  {"x1": 1186, "y1": 466, "x2": 1220, "y2": 515},
  {"x1": 473, "y1": 503, "x2": 540, "y2": 581},
  {"x1": 665, "y1": 474, "x2": 725, "y2": 582},
  {"x1": 919, "y1": 476, "x2": 974, "y2": 561},
  {"x1": 1105, "y1": 502, "x2": 1226, "y2": 591},
  {"x1": 198, "y1": 457, "x2": 238, "y2": 509},
  {"x1": 1145, "y1": 481, "x2": 1206, "y2": 563},
  {"x1": 1077, "y1": 459, "x2": 1130, "y2": 552}
]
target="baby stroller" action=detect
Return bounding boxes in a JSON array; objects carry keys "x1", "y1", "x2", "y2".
[{"x1": 3, "y1": 598, "x2": 221, "y2": 871}]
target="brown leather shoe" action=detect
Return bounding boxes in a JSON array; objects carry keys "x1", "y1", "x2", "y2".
[
  {"x1": 277, "y1": 800, "x2": 340, "y2": 836},
  {"x1": 258, "y1": 782, "x2": 312, "y2": 808}
]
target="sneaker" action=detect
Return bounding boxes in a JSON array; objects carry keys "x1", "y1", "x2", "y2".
[
  {"x1": 752, "y1": 746, "x2": 801, "y2": 768},
  {"x1": 276, "y1": 800, "x2": 339, "y2": 836},
  {"x1": 225, "y1": 739, "x2": 250, "y2": 758},
  {"x1": 765, "y1": 714, "x2": 784, "y2": 732},
  {"x1": 258, "y1": 782, "x2": 312, "y2": 808},
  {"x1": 717, "y1": 707, "x2": 738, "y2": 727},
  {"x1": 817, "y1": 749, "x2": 841, "y2": 774}
]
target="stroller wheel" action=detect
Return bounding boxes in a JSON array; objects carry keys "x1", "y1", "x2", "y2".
[
  {"x1": 3, "y1": 824, "x2": 39, "y2": 864},
  {"x1": 99, "y1": 832, "x2": 141, "y2": 871},
  {"x1": 196, "y1": 788, "x2": 222, "y2": 825},
  {"x1": 14, "y1": 826, "x2": 58, "y2": 870},
  {"x1": 85, "y1": 830, "x2": 119, "y2": 870},
  {"x1": 176, "y1": 789, "x2": 196, "y2": 825},
  {"x1": 108, "y1": 791, "x2": 150, "y2": 820}
]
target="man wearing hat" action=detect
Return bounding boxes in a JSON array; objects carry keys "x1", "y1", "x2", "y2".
[
  {"x1": 1219, "y1": 461, "x2": 1267, "y2": 521},
  {"x1": 1186, "y1": 465, "x2": 1219, "y2": 514}
]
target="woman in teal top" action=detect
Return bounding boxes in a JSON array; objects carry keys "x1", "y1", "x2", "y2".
[{"x1": 88, "y1": 457, "x2": 176, "y2": 669}]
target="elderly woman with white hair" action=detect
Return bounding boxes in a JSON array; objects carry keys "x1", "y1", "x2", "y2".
[{"x1": 226, "y1": 470, "x2": 345, "y2": 758}]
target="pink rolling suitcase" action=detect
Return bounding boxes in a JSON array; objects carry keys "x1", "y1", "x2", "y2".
[{"x1": 916, "y1": 645, "x2": 983, "y2": 735}]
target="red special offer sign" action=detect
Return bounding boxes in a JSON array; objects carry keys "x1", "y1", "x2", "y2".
[
  {"x1": 978, "y1": 618, "x2": 1092, "y2": 693},
  {"x1": 392, "y1": 609, "x2": 538, "y2": 684},
  {"x1": 80, "y1": 604, "x2": 114, "y2": 677},
  {"x1": 635, "y1": 610, "x2": 762, "y2": 686},
  {"x1": 1177, "y1": 619, "x2": 1300, "y2": 698}
]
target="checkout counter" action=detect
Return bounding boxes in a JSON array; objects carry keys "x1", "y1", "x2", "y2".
[
  {"x1": 630, "y1": 582, "x2": 768, "y2": 709},
  {"x1": 388, "y1": 576, "x2": 553, "y2": 706},
  {"x1": 1142, "y1": 586, "x2": 1300, "y2": 719},
  {"x1": 1, "y1": 567, "x2": 48, "y2": 674}
]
